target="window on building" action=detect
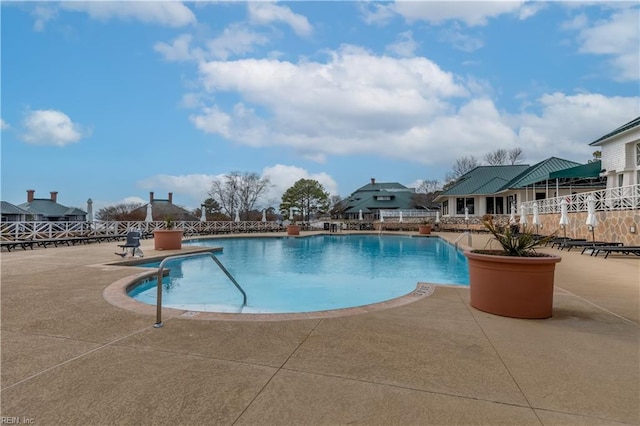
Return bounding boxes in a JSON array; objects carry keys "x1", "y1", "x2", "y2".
[
  {"x1": 637, "y1": 170, "x2": 640, "y2": 185},
  {"x1": 618, "y1": 174, "x2": 624, "y2": 187},
  {"x1": 507, "y1": 194, "x2": 517, "y2": 210},
  {"x1": 456, "y1": 197, "x2": 474, "y2": 214},
  {"x1": 486, "y1": 197, "x2": 494, "y2": 214},
  {"x1": 442, "y1": 200, "x2": 449, "y2": 215},
  {"x1": 494, "y1": 197, "x2": 504, "y2": 214},
  {"x1": 636, "y1": 143, "x2": 640, "y2": 166}
]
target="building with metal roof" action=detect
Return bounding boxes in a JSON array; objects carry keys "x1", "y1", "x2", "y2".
[
  {"x1": 588, "y1": 116, "x2": 640, "y2": 189},
  {"x1": 436, "y1": 157, "x2": 605, "y2": 218},
  {"x1": 1, "y1": 201, "x2": 32, "y2": 222},
  {"x1": 17, "y1": 190, "x2": 87, "y2": 222},
  {"x1": 339, "y1": 178, "x2": 418, "y2": 220}
]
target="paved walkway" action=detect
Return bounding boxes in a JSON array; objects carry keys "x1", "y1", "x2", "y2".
[{"x1": 1, "y1": 232, "x2": 638, "y2": 425}]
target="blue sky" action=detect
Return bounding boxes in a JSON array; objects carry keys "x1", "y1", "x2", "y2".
[{"x1": 2, "y1": 1, "x2": 639, "y2": 213}]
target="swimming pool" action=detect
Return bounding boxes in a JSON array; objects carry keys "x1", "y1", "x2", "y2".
[{"x1": 129, "y1": 235, "x2": 469, "y2": 314}]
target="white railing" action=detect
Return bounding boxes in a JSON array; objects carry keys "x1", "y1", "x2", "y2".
[
  {"x1": 379, "y1": 209, "x2": 438, "y2": 219},
  {"x1": 0, "y1": 220, "x2": 286, "y2": 241},
  {"x1": 522, "y1": 184, "x2": 640, "y2": 214}
]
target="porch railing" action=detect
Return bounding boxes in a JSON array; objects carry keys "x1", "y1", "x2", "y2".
[{"x1": 522, "y1": 184, "x2": 640, "y2": 214}]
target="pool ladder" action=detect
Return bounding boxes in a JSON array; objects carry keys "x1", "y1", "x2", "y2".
[
  {"x1": 453, "y1": 231, "x2": 472, "y2": 249},
  {"x1": 153, "y1": 251, "x2": 247, "y2": 328}
]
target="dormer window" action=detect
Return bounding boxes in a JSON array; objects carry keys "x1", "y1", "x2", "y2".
[{"x1": 375, "y1": 196, "x2": 391, "y2": 201}]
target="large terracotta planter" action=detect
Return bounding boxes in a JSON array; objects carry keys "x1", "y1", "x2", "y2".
[
  {"x1": 153, "y1": 229, "x2": 184, "y2": 250},
  {"x1": 418, "y1": 225, "x2": 432, "y2": 235},
  {"x1": 464, "y1": 251, "x2": 561, "y2": 319},
  {"x1": 287, "y1": 225, "x2": 300, "y2": 236}
]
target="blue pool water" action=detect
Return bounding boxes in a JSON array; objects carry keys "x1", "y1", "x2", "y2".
[{"x1": 129, "y1": 235, "x2": 469, "y2": 314}]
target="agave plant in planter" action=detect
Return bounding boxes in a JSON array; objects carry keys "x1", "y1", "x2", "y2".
[
  {"x1": 153, "y1": 216, "x2": 184, "y2": 250},
  {"x1": 464, "y1": 218, "x2": 560, "y2": 319},
  {"x1": 418, "y1": 218, "x2": 433, "y2": 235}
]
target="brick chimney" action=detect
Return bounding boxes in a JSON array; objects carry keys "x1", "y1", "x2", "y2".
[
  {"x1": 149, "y1": 192, "x2": 154, "y2": 203},
  {"x1": 50, "y1": 191, "x2": 58, "y2": 203},
  {"x1": 371, "y1": 178, "x2": 376, "y2": 185},
  {"x1": 168, "y1": 192, "x2": 173, "y2": 204},
  {"x1": 27, "y1": 189, "x2": 35, "y2": 202}
]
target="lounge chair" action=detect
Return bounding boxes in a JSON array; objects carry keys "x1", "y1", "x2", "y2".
[
  {"x1": 549, "y1": 237, "x2": 586, "y2": 248},
  {"x1": 116, "y1": 231, "x2": 142, "y2": 258},
  {"x1": 558, "y1": 241, "x2": 623, "y2": 252},
  {"x1": 590, "y1": 245, "x2": 640, "y2": 259}
]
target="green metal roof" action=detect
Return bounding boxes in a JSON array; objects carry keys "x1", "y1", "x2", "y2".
[
  {"x1": 0, "y1": 201, "x2": 31, "y2": 215},
  {"x1": 18, "y1": 199, "x2": 86, "y2": 218},
  {"x1": 500, "y1": 157, "x2": 581, "y2": 189},
  {"x1": 343, "y1": 182, "x2": 416, "y2": 213},
  {"x1": 589, "y1": 116, "x2": 640, "y2": 146},
  {"x1": 439, "y1": 165, "x2": 529, "y2": 197},
  {"x1": 548, "y1": 160, "x2": 602, "y2": 179}
]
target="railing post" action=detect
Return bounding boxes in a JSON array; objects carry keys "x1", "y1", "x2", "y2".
[{"x1": 154, "y1": 271, "x2": 164, "y2": 328}]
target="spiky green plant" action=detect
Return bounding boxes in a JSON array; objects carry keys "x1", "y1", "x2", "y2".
[{"x1": 483, "y1": 218, "x2": 554, "y2": 257}]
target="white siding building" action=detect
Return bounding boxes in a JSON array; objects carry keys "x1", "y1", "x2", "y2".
[{"x1": 589, "y1": 117, "x2": 640, "y2": 189}]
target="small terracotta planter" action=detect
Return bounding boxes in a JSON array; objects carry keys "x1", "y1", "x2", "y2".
[
  {"x1": 464, "y1": 251, "x2": 561, "y2": 319},
  {"x1": 287, "y1": 225, "x2": 300, "y2": 236},
  {"x1": 418, "y1": 225, "x2": 432, "y2": 235},
  {"x1": 153, "y1": 229, "x2": 184, "y2": 250}
]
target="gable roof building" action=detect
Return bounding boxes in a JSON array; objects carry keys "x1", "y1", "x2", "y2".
[
  {"x1": 17, "y1": 190, "x2": 87, "y2": 222},
  {"x1": 340, "y1": 178, "x2": 417, "y2": 220},
  {"x1": 589, "y1": 116, "x2": 640, "y2": 189},
  {"x1": 436, "y1": 157, "x2": 605, "y2": 217},
  {"x1": 1, "y1": 201, "x2": 32, "y2": 222}
]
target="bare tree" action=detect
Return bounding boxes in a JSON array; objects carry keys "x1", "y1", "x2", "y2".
[
  {"x1": 484, "y1": 149, "x2": 508, "y2": 165},
  {"x1": 445, "y1": 155, "x2": 479, "y2": 182},
  {"x1": 208, "y1": 171, "x2": 271, "y2": 220},
  {"x1": 507, "y1": 147, "x2": 524, "y2": 164},
  {"x1": 412, "y1": 179, "x2": 441, "y2": 209},
  {"x1": 95, "y1": 202, "x2": 143, "y2": 221}
]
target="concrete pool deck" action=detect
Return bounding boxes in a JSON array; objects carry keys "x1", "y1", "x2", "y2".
[{"x1": 1, "y1": 231, "x2": 638, "y2": 425}]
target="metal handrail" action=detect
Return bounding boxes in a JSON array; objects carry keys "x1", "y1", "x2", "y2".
[
  {"x1": 453, "y1": 231, "x2": 472, "y2": 249},
  {"x1": 153, "y1": 252, "x2": 247, "y2": 328}
]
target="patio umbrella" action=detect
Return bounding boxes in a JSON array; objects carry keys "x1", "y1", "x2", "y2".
[
  {"x1": 510, "y1": 203, "x2": 516, "y2": 223},
  {"x1": 464, "y1": 207, "x2": 469, "y2": 230},
  {"x1": 379, "y1": 210, "x2": 384, "y2": 222},
  {"x1": 559, "y1": 198, "x2": 569, "y2": 239},
  {"x1": 262, "y1": 209, "x2": 267, "y2": 222},
  {"x1": 532, "y1": 202, "x2": 540, "y2": 234},
  {"x1": 86, "y1": 198, "x2": 93, "y2": 224},
  {"x1": 235, "y1": 210, "x2": 240, "y2": 222},
  {"x1": 519, "y1": 203, "x2": 528, "y2": 230},
  {"x1": 200, "y1": 206, "x2": 206, "y2": 222},
  {"x1": 145, "y1": 203, "x2": 153, "y2": 222},
  {"x1": 399, "y1": 211, "x2": 403, "y2": 223},
  {"x1": 435, "y1": 211, "x2": 440, "y2": 224},
  {"x1": 289, "y1": 208, "x2": 294, "y2": 221},
  {"x1": 358, "y1": 209, "x2": 363, "y2": 221},
  {"x1": 586, "y1": 194, "x2": 597, "y2": 242}
]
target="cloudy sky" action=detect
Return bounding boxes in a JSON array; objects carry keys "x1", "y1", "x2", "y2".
[{"x1": 2, "y1": 1, "x2": 639, "y2": 212}]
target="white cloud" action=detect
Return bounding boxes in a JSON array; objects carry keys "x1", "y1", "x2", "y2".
[
  {"x1": 512, "y1": 92, "x2": 640, "y2": 161},
  {"x1": 0, "y1": 119, "x2": 9, "y2": 130},
  {"x1": 358, "y1": 2, "x2": 397, "y2": 26},
  {"x1": 31, "y1": 5, "x2": 57, "y2": 31},
  {"x1": 391, "y1": 1, "x2": 533, "y2": 26},
  {"x1": 135, "y1": 166, "x2": 339, "y2": 210},
  {"x1": 20, "y1": 109, "x2": 86, "y2": 147},
  {"x1": 154, "y1": 34, "x2": 202, "y2": 62},
  {"x1": 206, "y1": 23, "x2": 270, "y2": 60},
  {"x1": 385, "y1": 31, "x2": 419, "y2": 57},
  {"x1": 60, "y1": 1, "x2": 196, "y2": 27},
  {"x1": 247, "y1": 2, "x2": 313, "y2": 36},
  {"x1": 261, "y1": 164, "x2": 339, "y2": 203},
  {"x1": 186, "y1": 44, "x2": 637, "y2": 176},
  {"x1": 564, "y1": 6, "x2": 640, "y2": 81},
  {"x1": 137, "y1": 173, "x2": 215, "y2": 209},
  {"x1": 439, "y1": 25, "x2": 484, "y2": 52}
]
